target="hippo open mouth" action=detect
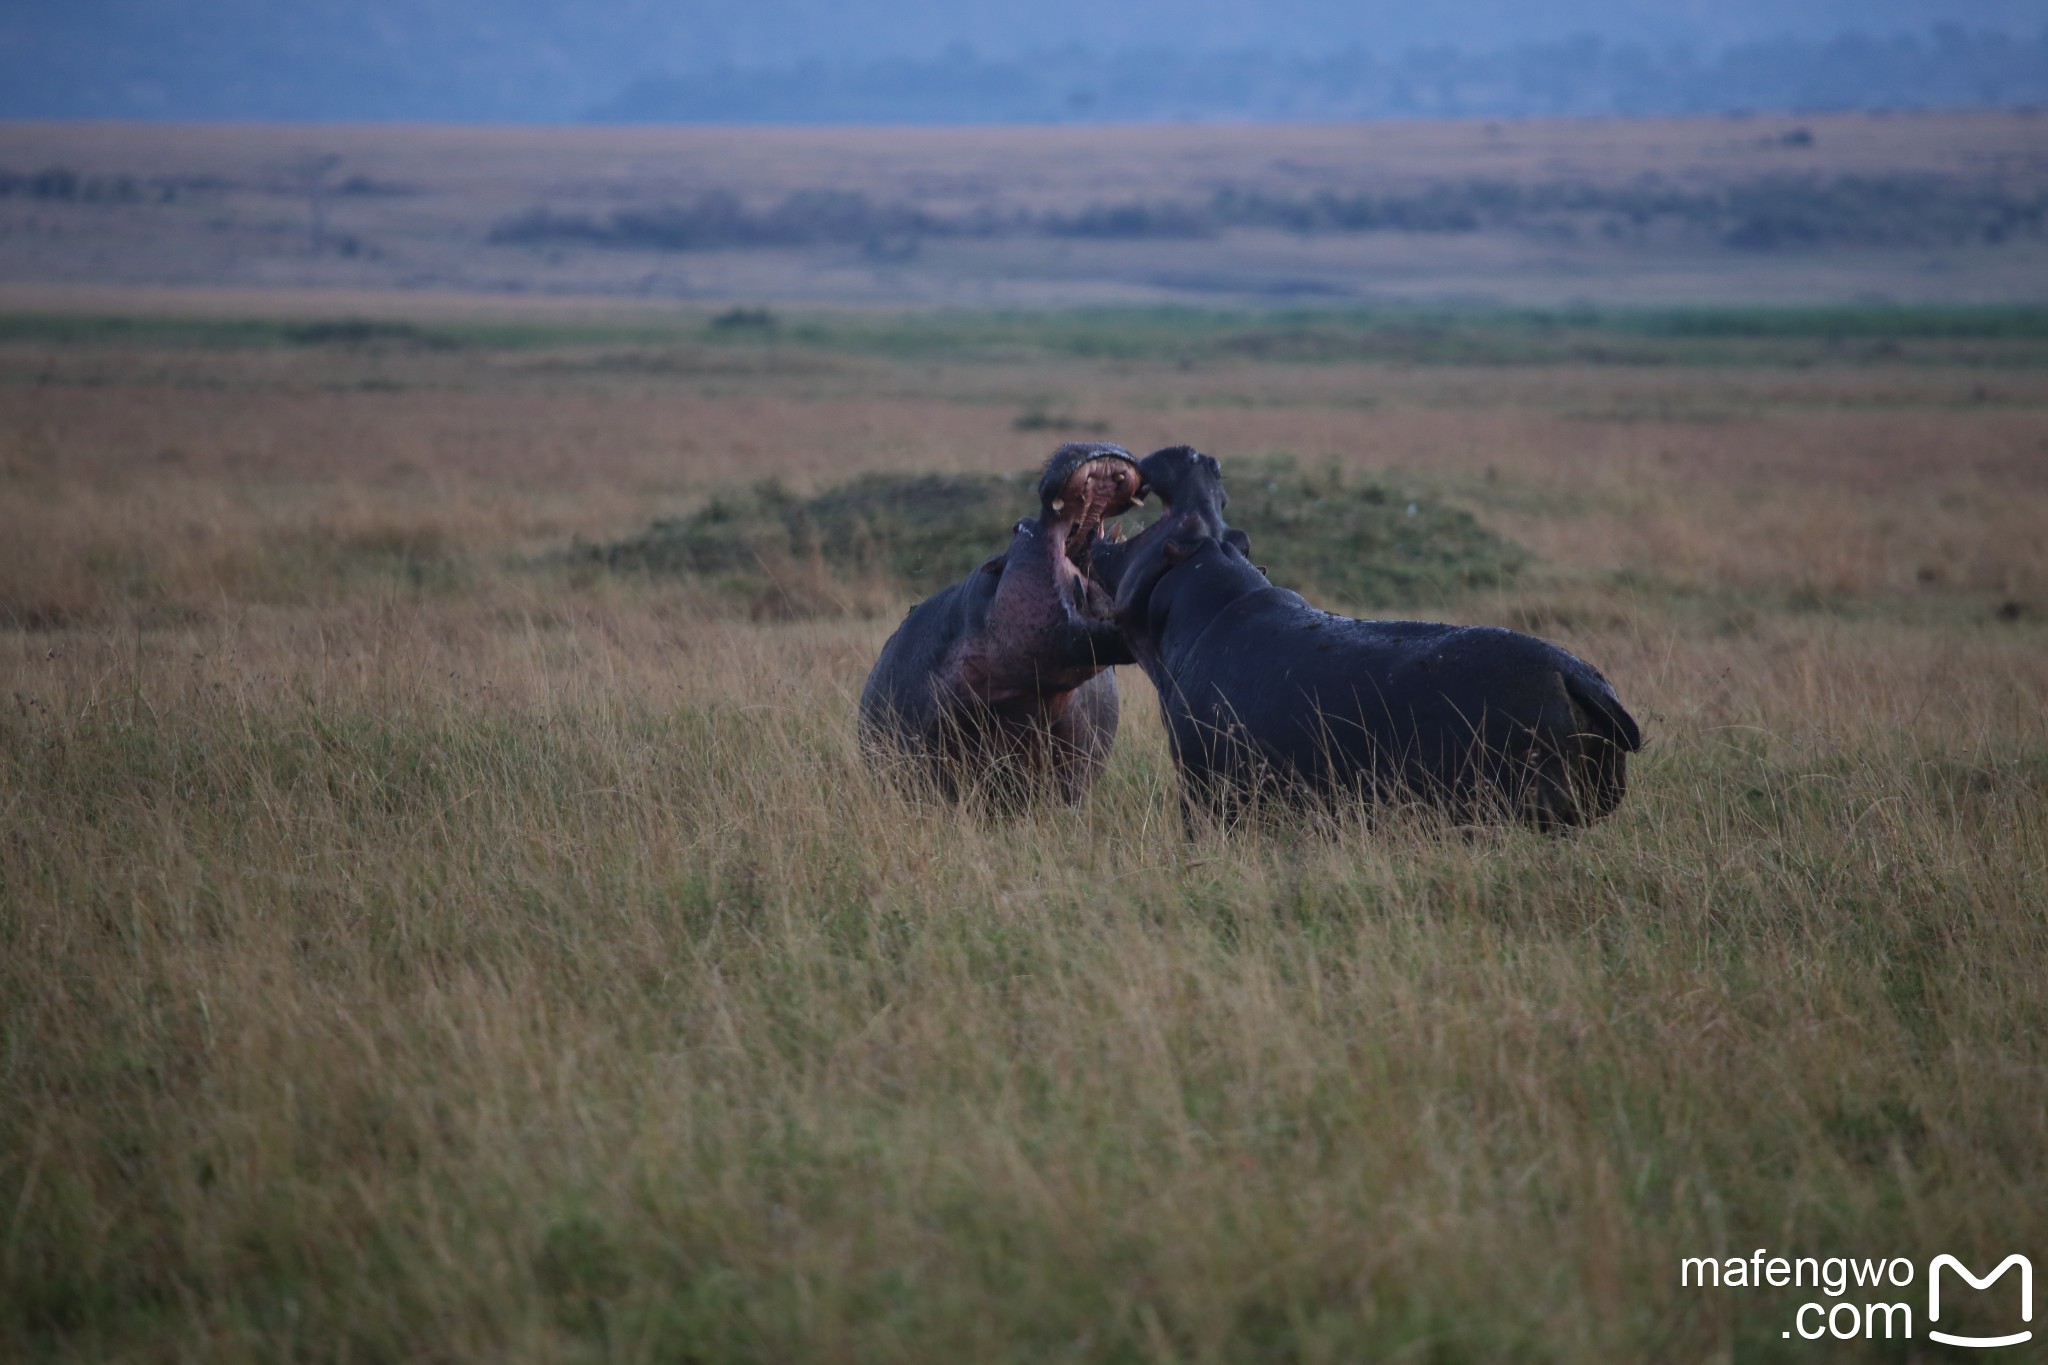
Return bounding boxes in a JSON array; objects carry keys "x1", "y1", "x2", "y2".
[
  {"x1": 860, "y1": 442, "x2": 1144, "y2": 807},
  {"x1": 1038, "y1": 442, "x2": 1144, "y2": 568}
]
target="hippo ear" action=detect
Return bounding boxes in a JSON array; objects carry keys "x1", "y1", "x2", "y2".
[
  {"x1": 1223, "y1": 528, "x2": 1251, "y2": 557},
  {"x1": 981, "y1": 552, "x2": 1008, "y2": 575}
]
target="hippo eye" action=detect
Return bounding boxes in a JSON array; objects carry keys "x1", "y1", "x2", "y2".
[{"x1": 1014, "y1": 518, "x2": 1034, "y2": 535}]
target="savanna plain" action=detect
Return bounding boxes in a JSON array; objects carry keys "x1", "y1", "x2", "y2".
[{"x1": 3, "y1": 304, "x2": 2046, "y2": 1363}]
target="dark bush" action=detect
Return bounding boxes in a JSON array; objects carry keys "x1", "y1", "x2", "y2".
[
  {"x1": 29, "y1": 166, "x2": 79, "y2": 199},
  {"x1": 486, "y1": 174, "x2": 2048, "y2": 254},
  {"x1": 1044, "y1": 201, "x2": 1212, "y2": 239},
  {"x1": 492, "y1": 190, "x2": 945, "y2": 252},
  {"x1": 708, "y1": 307, "x2": 777, "y2": 331},
  {"x1": 281, "y1": 319, "x2": 457, "y2": 349}
]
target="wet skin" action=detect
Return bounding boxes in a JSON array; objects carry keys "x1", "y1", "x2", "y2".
[
  {"x1": 1107, "y1": 446, "x2": 1643, "y2": 828},
  {"x1": 859, "y1": 442, "x2": 1143, "y2": 805}
]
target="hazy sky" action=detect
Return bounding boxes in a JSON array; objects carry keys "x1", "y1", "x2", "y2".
[{"x1": 3, "y1": 0, "x2": 2044, "y2": 120}]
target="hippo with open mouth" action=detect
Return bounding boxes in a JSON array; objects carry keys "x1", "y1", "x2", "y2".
[
  {"x1": 1103, "y1": 445, "x2": 1642, "y2": 829},
  {"x1": 859, "y1": 442, "x2": 1144, "y2": 805}
]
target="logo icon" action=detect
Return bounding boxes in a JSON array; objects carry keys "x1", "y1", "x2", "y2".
[{"x1": 1929, "y1": 1254, "x2": 2033, "y2": 1349}]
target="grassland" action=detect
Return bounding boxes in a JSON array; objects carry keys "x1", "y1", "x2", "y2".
[{"x1": 3, "y1": 302, "x2": 2047, "y2": 1362}]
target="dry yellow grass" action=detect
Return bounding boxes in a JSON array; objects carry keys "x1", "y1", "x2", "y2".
[{"x1": 2, "y1": 310, "x2": 2046, "y2": 1361}]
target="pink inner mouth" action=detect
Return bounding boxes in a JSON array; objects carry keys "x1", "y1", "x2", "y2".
[{"x1": 1056, "y1": 457, "x2": 1141, "y2": 562}]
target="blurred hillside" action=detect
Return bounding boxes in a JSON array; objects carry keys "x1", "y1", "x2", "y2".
[
  {"x1": 3, "y1": 111, "x2": 2045, "y2": 309},
  {"x1": 602, "y1": 29, "x2": 2048, "y2": 125}
]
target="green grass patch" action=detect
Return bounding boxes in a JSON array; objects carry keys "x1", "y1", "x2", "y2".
[
  {"x1": 1605, "y1": 304, "x2": 2048, "y2": 340},
  {"x1": 9, "y1": 305, "x2": 2048, "y2": 368},
  {"x1": 693, "y1": 305, "x2": 2048, "y2": 366}
]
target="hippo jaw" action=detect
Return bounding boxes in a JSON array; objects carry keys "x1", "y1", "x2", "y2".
[
  {"x1": 1107, "y1": 447, "x2": 1244, "y2": 660},
  {"x1": 1032, "y1": 444, "x2": 1146, "y2": 646},
  {"x1": 1102, "y1": 446, "x2": 1225, "y2": 621},
  {"x1": 1135, "y1": 445, "x2": 1229, "y2": 539},
  {"x1": 955, "y1": 446, "x2": 1144, "y2": 705},
  {"x1": 1109, "y1": 509, "x2": 1203, "y2": 638},
  {"x1": 1037, "y1": 442, "x2": 1144, "y2": 571}
]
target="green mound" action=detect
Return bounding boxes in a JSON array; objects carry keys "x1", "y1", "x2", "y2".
[
  {"x1": 590, "y1": 456, "x2": 1525, "y2": 612},
  {"x1": 1209, "y1": 455, "x2": 1528, "y2": 608},
  {"x1": 594, "y1": 472, "x2": 1034, "y2": 591}
]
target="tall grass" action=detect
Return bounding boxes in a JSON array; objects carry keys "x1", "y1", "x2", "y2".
[
  {"x1": 5, "y1": 595, "x2": 2042, "y2": 1362},
  {"x1": 4, "y1": 318, "x2": 2046, "y2": 1361}
]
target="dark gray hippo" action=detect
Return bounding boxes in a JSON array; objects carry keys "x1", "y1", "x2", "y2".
[
  {"x1": 1103, "y1": 445, "x2": 1642, "y2": 829},
  {"x1": 859, "y1": 442, "x2": 1144, "y2": 805}
]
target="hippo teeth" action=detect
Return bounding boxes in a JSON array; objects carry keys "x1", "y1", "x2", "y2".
[{"x1": 1059, "y1": 456, "x2": 1140, "y2": 560}]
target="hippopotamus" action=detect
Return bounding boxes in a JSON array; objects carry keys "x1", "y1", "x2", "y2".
[
  {"x1": 1104, "y1": 445, "x2": 1642, "y2": 829},
  {"x1": 859, "y1": 442, "x2": 1144, "y2": 805}
]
